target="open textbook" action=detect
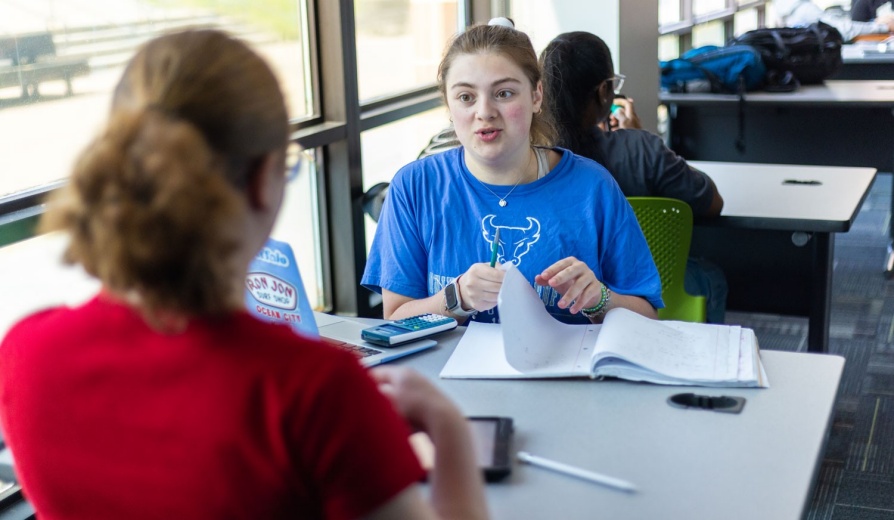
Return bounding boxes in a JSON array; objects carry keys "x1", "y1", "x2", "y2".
[{"x1": 440, "y1": 264, "x2": 768, "y2": 388}]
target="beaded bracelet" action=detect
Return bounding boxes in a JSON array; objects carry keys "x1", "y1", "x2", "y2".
[{"x1": 581, "y1": 284, "x2": 612, "y2": 319}]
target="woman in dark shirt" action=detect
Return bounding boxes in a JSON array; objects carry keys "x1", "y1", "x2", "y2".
[{"x1": 539, "y1": 31, "x2": 728, "y2": 323}]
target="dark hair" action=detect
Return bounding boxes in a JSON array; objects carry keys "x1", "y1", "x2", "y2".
[
  {"x1": 850, "y1": 0, "x2": 894, "y2": 21},
  {"x1": 40, "y1": 30, "x2": 289, "y2": 319},
  {"x1": 438, "y1": 23, "x2": 556, "y2": 146},
  {"x1": 540, "y1": 31, "x2": 614, "y2": 161}
]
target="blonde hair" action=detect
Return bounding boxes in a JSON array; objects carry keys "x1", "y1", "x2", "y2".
[
  {"x1": 437, "y1": 23, "x2": 556, "y2": 147},
  {"x1": 41, "y1": 30, "x2": 289, "y2": 317}
]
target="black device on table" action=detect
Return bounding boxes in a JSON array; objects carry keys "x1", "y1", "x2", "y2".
[
  {"x1": 361, "y1": 313, "x2": 457, "y2": 346},
  {"x1": 412, "y1": 416, "x2": 514, "y2": 482},
  {"x1": 468, "y1": 416, "x2": 514, "y2": 481}
]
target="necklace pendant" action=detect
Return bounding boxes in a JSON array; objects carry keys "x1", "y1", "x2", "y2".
[{"x1": 499, "y1": 199, "x2": 507, "y2": 207}]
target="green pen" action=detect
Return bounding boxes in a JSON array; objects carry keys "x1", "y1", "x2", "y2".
[{"x1": 490, "y1": 228, "x2": 501, "y2": 267}]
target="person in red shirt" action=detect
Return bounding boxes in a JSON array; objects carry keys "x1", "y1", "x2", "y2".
[{"x1": 0, "y1": 29, "x2": 487, "y2": 520}]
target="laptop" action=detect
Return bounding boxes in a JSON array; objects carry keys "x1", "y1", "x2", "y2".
[{"x1": 244, "y1": 238, "x2": 437, "y2": 367}]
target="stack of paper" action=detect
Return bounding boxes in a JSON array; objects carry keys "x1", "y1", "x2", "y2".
[{"x1": 440, "y1": 264, "x2": 768, "y2": 388}]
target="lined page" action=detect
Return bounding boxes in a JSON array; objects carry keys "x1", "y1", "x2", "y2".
[{"x1": 593, "y1": 308, "x2": 735, "y2": 382}]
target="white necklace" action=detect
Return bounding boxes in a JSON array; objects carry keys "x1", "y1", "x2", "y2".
[
  {"x1": 477, "y1": 173, "x2": 524, "y2": 207},
  {"x1": 473, "y1": 148, "x2": 536, "y2": 208}
]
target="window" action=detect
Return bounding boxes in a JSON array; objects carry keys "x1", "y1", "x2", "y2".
[
  {"x1": 694, "y1": 0, "x2": 728, "y2": 16},
  {"x1": 0, "y1": 1, "x2": 310, "y2": 201},
  {"x1": 355, "y1": 0, "x2": 459, "y2": 102},
  {"x1": 659, "y1": 35, "x2": 681, "y2": 62},
  {"x1": 692, "y1": 20, "x2": 726, "y2": 48},
  {"x1": 360, "y1": 107, "x2": 451, "y2": 250},
  {"x1": 0, "y1": 1, "x2": 493, "y2": 318},
  {"x1": 660, "y1": 0, "x2": 683, "y2": 25},
  {"x1": 734, "y1": 8, "x2": 760, "y2": 36},
  {"x1": 270, "y1": 148, "x2": 324, "y2": 310},
  {"x1": 659, "y1": 0, "x2": 769, "y2": 57}
]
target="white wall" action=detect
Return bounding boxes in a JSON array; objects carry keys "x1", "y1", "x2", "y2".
[{"x1": 511, "y1": 0, "x2": 660, "y2": 132}]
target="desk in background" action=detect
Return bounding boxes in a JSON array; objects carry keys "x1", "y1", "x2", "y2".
[
  {"x1": 661, "y1": 80, "x2": 894, "y2": 276},
  {"x1": 834, "y1": 43, "x2": 894, "y2": 80},
  {"x1": 396, "y1": 326, "x2": 844, "y2": 520},
  {"x1": 689, "y1": 161, "x2": 875, "y2": 353},
  {"x1": 660, "y1": 80, "x2": 894, "y2": 172}
]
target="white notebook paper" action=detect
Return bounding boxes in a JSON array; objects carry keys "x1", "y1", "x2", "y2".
[{"x1": 440, "y1": 264, "x2": 767, "y2": 388}]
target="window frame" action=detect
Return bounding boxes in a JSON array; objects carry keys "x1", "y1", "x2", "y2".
[
  {"x1": 659, "y1": 0, "x2": 768, "y2": 56},
  {"x1": 0, "y1": 0, "x2": 492, "y2": 318}
]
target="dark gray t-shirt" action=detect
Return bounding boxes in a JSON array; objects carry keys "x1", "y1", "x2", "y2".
[{"x1": 591, "y1": 128, "x2": 715, "y2": 216}]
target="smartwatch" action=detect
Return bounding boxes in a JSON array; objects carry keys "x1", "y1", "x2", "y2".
[{"x1": 445, "y1": 281, "x2": 476, "y2": 317}]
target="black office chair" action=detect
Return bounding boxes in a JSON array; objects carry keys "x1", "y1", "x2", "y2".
[
  {"x1": 362, "y1": 127, "x2": 461, "y2": 223},
  {"x1": 418, "y1": 126, "x2": 460, "y2": 159},
  {"x1": 362, "y1": 182, "x2": 390, "y2": 223}
]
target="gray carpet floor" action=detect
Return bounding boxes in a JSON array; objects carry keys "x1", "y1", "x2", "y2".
[{"x1": 726, "y1": 172, "x2": 894, "y2": 520}]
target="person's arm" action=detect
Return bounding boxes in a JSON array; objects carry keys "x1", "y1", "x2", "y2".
[
  {"x1": 368, "y1": 367, "x2": 489, "y2": 520},
  {"x1": 534, "y1": 257, "x2": 658, "y2": 322},
  {"x1": 599, "y1": 291, "x2": 658, "y2": 321},
  {"x1": 383, "y1": 263, "x2": 505, "y2": 321},
  {"x1": 645, "y1": 134, "x2": 722, "y2": 218},
  {"x1": 364, "y1": 487, "x2": 437, "y2": 520},
  {"x1": 850, "y1": 0, "x2": 887, "y2": 21},
  {"x1": 817, "y1": 10, "x2": 893, "y2": 41},
  {"x1": 384, "y1": 289, "x2": 457, "y2": 321},
  {"x1": 704, "y1": 177, "x2": 724, "y2": 217}
]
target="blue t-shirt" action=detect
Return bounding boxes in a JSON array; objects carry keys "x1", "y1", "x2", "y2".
[{"x1": 362, "y1": 147, "x2": 663, "y2": 324}]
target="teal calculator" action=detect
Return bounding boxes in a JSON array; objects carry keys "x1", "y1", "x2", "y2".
[{"x1": 361, "y1": 314, "x2": 458, "y2": 346}]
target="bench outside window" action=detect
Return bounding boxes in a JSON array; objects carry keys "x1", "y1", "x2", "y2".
[{"x1": 0, "y1": 32, "x2": 90, "y2": 99}]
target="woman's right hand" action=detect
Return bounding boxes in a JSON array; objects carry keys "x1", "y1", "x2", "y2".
[
  {"x1": 369, "y1": 366, "x2": 488, "y2": 520},
  {"x1": 381, "y1": 263, "x2": 504, "y2": 321},
  {"x1": 370, "y1": 365, "x2": 462, "y2": 432},
  {"x1": 456, "y1": 263, "x2": 505, "y2": 313}
]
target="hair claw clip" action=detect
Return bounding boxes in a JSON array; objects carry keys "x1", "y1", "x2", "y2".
[{"x1": 487, "y1": 17, "x2": 515, "y2": 29}]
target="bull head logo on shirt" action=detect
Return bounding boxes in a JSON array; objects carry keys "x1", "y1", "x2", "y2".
[{"x1": 481, "y1": 215, "x2": 541, "y2": 266}]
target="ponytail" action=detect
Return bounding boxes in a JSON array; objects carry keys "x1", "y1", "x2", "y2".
[
  {"x1": 42, "y1": 108, "x2": 246, "y2": 317},
  {"x1": 540, "y1": 32, "x2": 614, "y2": 163},
  {"x1": 40, "y1": 29, "x2": 289, "y2": 321}
]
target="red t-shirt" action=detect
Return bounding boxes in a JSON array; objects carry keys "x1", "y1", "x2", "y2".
[{"x1": 0, "y1": 296, "x2": 424, "y2": 519}]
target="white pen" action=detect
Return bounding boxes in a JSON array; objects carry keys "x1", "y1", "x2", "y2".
[{"x1": 516, "y1": 451, "x2": 637, "y2": 493}]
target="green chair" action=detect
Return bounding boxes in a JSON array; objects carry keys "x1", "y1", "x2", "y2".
[{"x1": 627, "y1": 197, "x2": 706, "y2": 322}]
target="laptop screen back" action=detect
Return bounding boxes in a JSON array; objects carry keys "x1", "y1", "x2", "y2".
[{"x1": 244, "y1": 238, "x2": 319, "y2": 338}]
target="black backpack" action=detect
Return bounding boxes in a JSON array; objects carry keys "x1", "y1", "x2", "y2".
[{"x1": 730, "y1": 22, "x2": 843, "y2": 90}]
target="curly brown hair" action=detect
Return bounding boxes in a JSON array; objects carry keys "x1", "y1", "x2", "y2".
[{"x1": 40, "y1": 30, "x2": 289, "y2": 318}]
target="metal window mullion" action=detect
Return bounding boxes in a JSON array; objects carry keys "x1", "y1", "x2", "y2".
[{"x1": 315, "y1": 0, "x2": 368, "y2": 316}]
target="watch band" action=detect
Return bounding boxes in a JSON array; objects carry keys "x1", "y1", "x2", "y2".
[{"x1": 445, "y1": 281, "x2": 476, "y2": 317}]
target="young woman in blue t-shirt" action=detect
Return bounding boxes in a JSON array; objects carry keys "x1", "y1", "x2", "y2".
[{"x1": 363, "y1": 19, "x2": 662, "y2": 325}]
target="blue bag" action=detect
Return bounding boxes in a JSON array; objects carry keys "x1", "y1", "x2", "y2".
[{"x1": 660, "y1": 45, "x2": 766, "y2": 94}]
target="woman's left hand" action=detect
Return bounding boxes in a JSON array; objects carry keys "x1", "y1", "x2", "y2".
[
  {"x1": 534, "y1": 256, "x2": 604, "y2": 314},
  {"x1": 609, "y1": 97, "x2": 642, "y2": 130}
]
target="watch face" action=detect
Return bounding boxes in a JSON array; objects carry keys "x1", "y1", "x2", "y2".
[{"x1": 445, "y1": 283, "x2": 459, "y2": 309}]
